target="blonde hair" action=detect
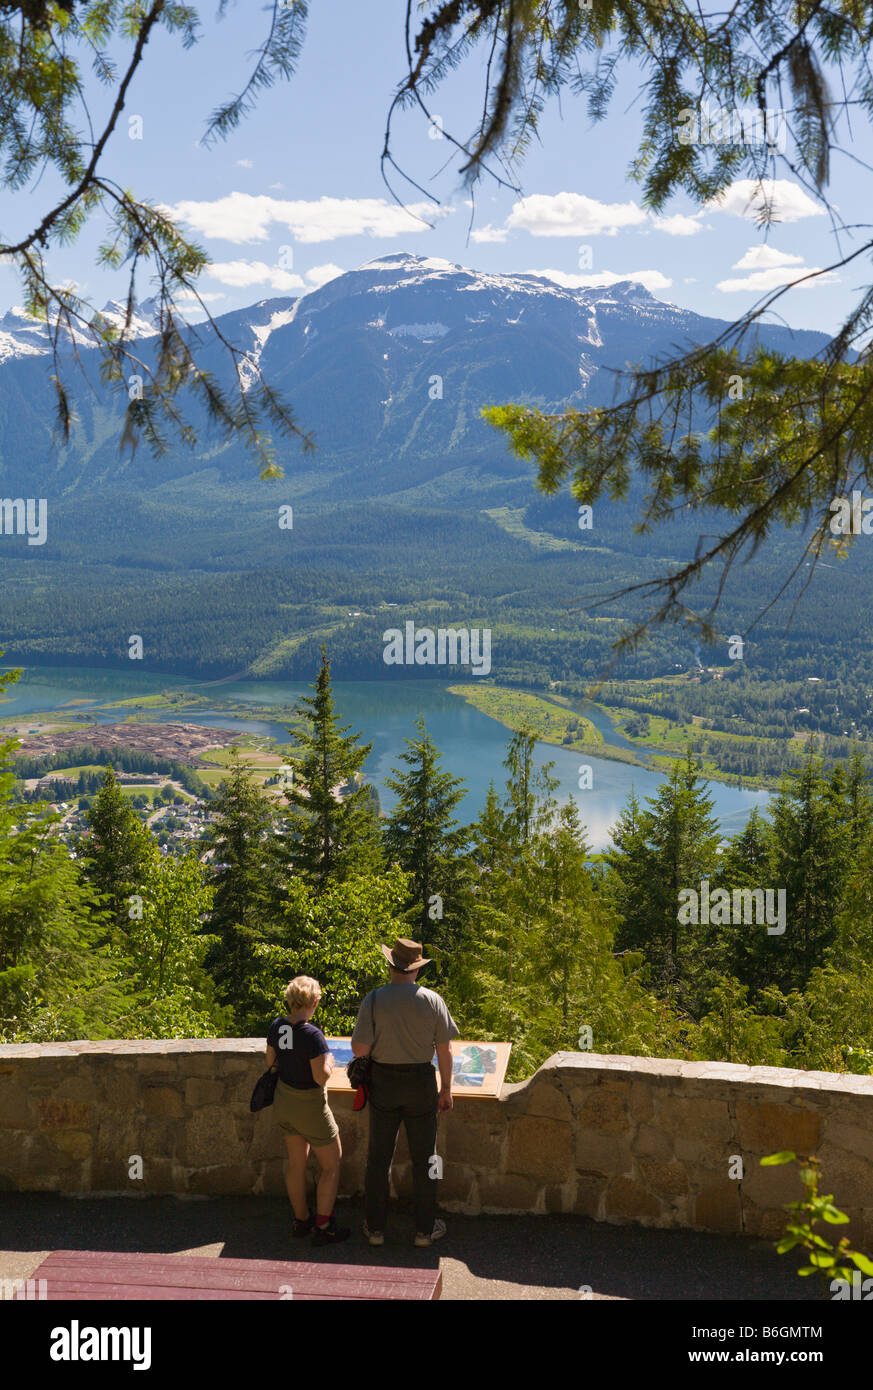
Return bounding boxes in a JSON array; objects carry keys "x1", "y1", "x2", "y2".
[{"x1": 283, "y1": 975, "x2": 322, "y2": 1013}]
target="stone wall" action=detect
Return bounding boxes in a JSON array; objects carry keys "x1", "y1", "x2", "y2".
[{"x1": 2, "y1": 1040, "x2": 872, "y2": 1243}]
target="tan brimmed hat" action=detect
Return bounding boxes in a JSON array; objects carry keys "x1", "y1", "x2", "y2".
[{"x1": 381, "y1": 937, "x2": 431, "y2": 972}]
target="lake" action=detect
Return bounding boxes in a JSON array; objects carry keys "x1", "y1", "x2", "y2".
[{"x1": 0, "y1": 666, "x2": 771, "y2": 849}]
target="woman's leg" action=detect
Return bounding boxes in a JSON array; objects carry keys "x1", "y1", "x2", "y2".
[
  {"x1": 283, "y1": 1134, "x2": 311, "y2": 1220},
  {"x1": 311, "y1": 1136, "x2": 342, "y2": 1219}
]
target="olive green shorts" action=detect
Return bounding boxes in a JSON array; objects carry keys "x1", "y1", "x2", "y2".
[{"x1": 274, "y1": 1077, "x2": 339, "y2": 1147}]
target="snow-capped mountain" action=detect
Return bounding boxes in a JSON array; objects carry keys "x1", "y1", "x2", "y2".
[
  {"x1": 0, "y1": 297, "x2": 161, "y2": 362},
  {"x1": 0, "y1": 253, "x2": 831, "y2": 502}
]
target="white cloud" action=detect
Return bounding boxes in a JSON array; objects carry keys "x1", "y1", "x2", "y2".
[
  {"x1": 531, "y1": 267, "x2": 672, "y2": 293},
  {"x1": 651, "y1": 212, "x2": 705, "y2": 236},
  {"x1": 706, "y1": 179, "x2": 825, "y2": 223},
  {"x1": 716, "y1": 264, "x2": 837, "y2": 292},
  {"x1": 166, "y1": 193, "x2": 452, "y2": 244},
  {"x1": 305, "y1": 263, "x2": 344, "y2": 288},
  {"x1": 205, "y1": 259, "x2": 305, "y2": 291},
  {"x1": 470, "y1": 223, "x2": 508, "y2": 243},
  {"x1": 507, "y1": 192, "x2": 649, "y2": 237},
  {"x1": 236, "y1": 159, "x2": 253, "y2": 169},
  {"x1": 176, "y1": 289, "x2": 226, "y2": 303},
  {"x1": 731, "y1": 245, "x2": 805, "y2": 270}
]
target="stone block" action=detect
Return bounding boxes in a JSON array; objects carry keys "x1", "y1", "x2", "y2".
[
  {"x1": 248, "y1": 1113, "x2": 283, "y2": 1162},
  {"x1": 693, "y1": 1182, "x2": 741, "y2": 1233},
  {"x1": 673, "y1": 1134, "x2": 734, "y2": 1167},
  {"x1": 743, "y1": 1203, "x2": 790, "y2": 1241},
  {"x1": 339, "y1": 1155, "x2": 365, "y2": 1197},
  {"x1": 232, "y1": 1112, "x2": 256, "y2": 1147},
  {"x1": 391, "y1": 1161, "x2": 412, "y2": 1200},
  {"x1": 638, "y1": 1160, "x2": 688, "y2": 1199},
  {"x1": 182, "y1": 1106, "x2": 242, "y2": 1168},
  {"x1": 139, "y1": 1160, "x2": 177, "y2": 1194},
  {"x1": 812, "y1": 1146, "x2": 873, "y2": 1209},
  {"x1": 544, "y1": 1182, "x2": 576, "y2": 1214},
  {"x1": 573, "y1": 1175, "x2": 606, "y2": 1219},
  {"x1": 35, "y1": 1098, "x2": 92, "y2": 1130},
  {"x1": 604, "y1": 1175, "x2": 661, "y2": 1223},
  {"x1": 22, "y1": 1134, "x2": 81, "y2": 1177},
  {"x1": 101, "y1": 1070, "x2": 140, "y2": 1111},
  {"x1": 53, "y1": 1130, "x2": 92, "y2": 1162},
  {"x1": 186, "y1": 1055, "x2": 222, "y2": 1077},
  {"x1": 258, "y1": 1159, "x2": 288, "y2": 1197},
  {"x1": 657, "y1": 1096, "x2": 733, "y2": 1142},
  {"x1": 445, "y1": 1121, "x2": 503, "y2": 1169},
  {"x1": 506, "y1": 1116, "x2": 573, "y2": 1183},
  {"x1": 185, "y1": 1079, "x2": 224, "y2": 1107},
  {"x1": 574, "y1": 1087, "x2": 628, "y2": 1133},
  {"x1": 822, "y1": 1121, "x2": 873, "y2": 1165},
  {"x1": 438, "y1": 1163, "x2": 475, "y2": 1205},
  {"x1": 93, "y1": 1112, "x2": 140, "y2": 1166},
  {"x1": 186, "y1": 1164, "x2": 256, "y2": 1196},
  {"x1": 574, "y1": 1129, "x2": 632, "y2": 1175},
  {"x1": 53, "y1": 1075, "x2": 97, "y2": 1104},
  {"x1": 507, "y1": 1083, "x2": 571, "y2": 1123},
  {"x1": 0, "y1": 1129, "x2": 29, "y2": 1168},
  {"x1": 735, "y1": 1100, "x2": 821, "y2": 1155},
  {"x1": 628, "y1": 1081, "x2": 656, "y2": 1124},
  {"x1": 141, "y1": 1086, "x2": 184, "y2": 1119},
  {"x1": 739, "y1": 1156, "x2": 802, "y2": 1209},
  {"x1": 478, "y1": 1172, "x2": 541, "y2": 1212},
  {"x1": 632, "y1": 1125, "x2": 673, "y2": 1160},
  {"x1": 0, "y1": 1081, "x2": 30, "y2": 1129}
]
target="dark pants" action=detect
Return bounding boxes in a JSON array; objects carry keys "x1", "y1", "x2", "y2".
[{"x1": 365, "y1": 1062, "x2": 438, "y2": 1234}]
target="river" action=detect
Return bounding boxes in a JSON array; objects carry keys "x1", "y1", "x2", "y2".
[{"x1": 1, "y1": 666, "x2": 770, "y2": 850}]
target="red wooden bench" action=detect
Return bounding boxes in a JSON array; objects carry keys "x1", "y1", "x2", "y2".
[{"x1": 17, "y1": 1250, "x2": 442, "y2": 1301}]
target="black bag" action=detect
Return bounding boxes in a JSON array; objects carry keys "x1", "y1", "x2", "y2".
[
  {"x1": 346, "y1": 993, "x2": 376, "y2": 1109},
  {"x1": 250, "y1": 1064, "x2": 279, "y2": 1112},
  {"x1": 251, "y1": 1015, "x2": 292, "y2": 1112}
]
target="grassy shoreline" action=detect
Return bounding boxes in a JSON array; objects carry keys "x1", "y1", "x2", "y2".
[{"x1": 447, "y1": 682, "x2": 781, "y2": 790}]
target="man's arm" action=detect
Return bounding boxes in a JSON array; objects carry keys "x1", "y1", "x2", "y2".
[
  {"x1": 351, "y1": 1039, "x2": 371, "y2": 1058},
  {"x1": 435, "y1": 1041, "x2": 453, "y2": 1112}
]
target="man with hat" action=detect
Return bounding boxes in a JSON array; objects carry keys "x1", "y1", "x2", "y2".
[{"x1": 351, "y1": 937, "x2": 459, "y2": 1248}]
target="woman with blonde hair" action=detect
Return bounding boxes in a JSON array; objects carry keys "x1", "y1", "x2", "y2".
[{"x1": 265, "y1": 975, "x2": 349, "y2": 1246}]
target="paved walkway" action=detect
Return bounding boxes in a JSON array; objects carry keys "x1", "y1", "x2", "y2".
[{"x1": 0, "y1": 1194, "x2": 820, "y2": 1300}]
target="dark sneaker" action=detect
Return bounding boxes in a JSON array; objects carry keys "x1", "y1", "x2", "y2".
[
  {"x1": 311, "y1": 1216, "x2": 351, "y2": 1247},
  {"x1": 292, "y1": 1213, "x2": 313, "y2": 1237},
  {"x1": 414, "y1": 1218, "x2": 447, "y2": 1248}
]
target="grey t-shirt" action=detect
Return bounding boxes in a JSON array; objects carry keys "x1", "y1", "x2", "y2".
[{"x1": 352, "y1": 982, "x2": 459, "y2": 1064}]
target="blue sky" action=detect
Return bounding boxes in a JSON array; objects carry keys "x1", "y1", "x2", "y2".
[{"x1": 1, "y1": 0, "x2": 866, "y2": 334}]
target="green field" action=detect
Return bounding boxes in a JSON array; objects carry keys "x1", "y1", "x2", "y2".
[{"x1": 446, "y1": 683, "x2": 638, "y2": 762}]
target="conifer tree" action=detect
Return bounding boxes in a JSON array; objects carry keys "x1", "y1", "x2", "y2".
[
  {"x1": 0, "y1": 737, "x2": 120, "y2": 1041},
  {"x1": 83, "y1": 767, "x2": 154, "y2": 937},
  {"x1": 767, "y1": 756, "x2": 852, "y2": 991},
  {"x1": 283, "y1": 648, "x2": 381, "y2": 885},
  {"x1": 608, "y1": 755, "x2": 721, "y2": 1008},
  {"x1": 383, "y1": 720, "x2": 469, "y2": 955},
  {"x1": 201, "y1": 752, "x2": 280, "y2": 1023}
]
